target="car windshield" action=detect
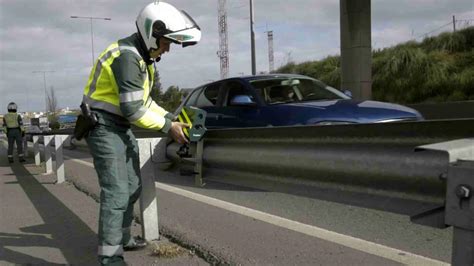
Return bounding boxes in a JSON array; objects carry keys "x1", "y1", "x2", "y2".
[{"x1": 250, "y1": 77, "x2": 349, "y2": 105}]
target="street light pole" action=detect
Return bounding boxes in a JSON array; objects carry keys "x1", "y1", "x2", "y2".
[
  {"x1": 249, "y1": 0, "x2": 256, "y2": 75},
  {"x1": 90, "y1": 17, "x2": 95, "y2": 66},
  {"x1": 32, "y1": 70, "x2": 55, "y2": 113},
  {"x1": 70, "y1": 16, "x2": 111, "y2": 66}
]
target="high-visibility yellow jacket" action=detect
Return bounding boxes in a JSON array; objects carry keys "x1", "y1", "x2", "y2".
[
  {"x1": 3, "y1": 112, "x2": 24, "y2": 133},
  {"x1": 82, "y1": 33, "x2": 173, "y2": 132}
]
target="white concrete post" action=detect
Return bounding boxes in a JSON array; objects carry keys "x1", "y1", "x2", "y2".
[
  {"x1": 43, "y1": 135, "x2": 53, "y2": 174},
  {"x1": 23, "y1": 137, "x2": 29, "y2": 157},
  {"x1": 54, "y1": 135, "x2": 67, "y2": 183},
  {"x1": 152, "y1": 137, "x2": 172, "y2": 170},
  {"x1": 61, "y1": 135, "x2": 73, "y2": 149},
  {"x1": 33, "y1": 136, "x2": 41, "y2": 166},
  {"x1": 137, "y1": 138, "x2": 161, "y2": 241}
]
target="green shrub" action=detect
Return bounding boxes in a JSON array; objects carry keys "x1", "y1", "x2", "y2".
[{"x1": 276, "y1": 26, "x2": 474, "y2": 104}]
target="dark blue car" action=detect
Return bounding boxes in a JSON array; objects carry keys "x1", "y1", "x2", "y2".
[
  {"x1": 58, "y1": 115, "x2": 78, "y2": 124},
  {"x1": 178, "y1": 74, "x2": 423, "y2": 128}
]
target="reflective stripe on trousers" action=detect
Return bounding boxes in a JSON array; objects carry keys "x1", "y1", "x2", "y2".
[{"x1": 98, "y1": 245, "x2": 124, "y2": 257}]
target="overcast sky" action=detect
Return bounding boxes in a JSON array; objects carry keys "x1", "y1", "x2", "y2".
[{"x1": 0, "y1": 0, "x2": 473, "y2": 112}]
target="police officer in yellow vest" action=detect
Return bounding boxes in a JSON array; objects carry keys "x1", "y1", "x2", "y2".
[
  {"x1": 82, "y1": 2, "x2": 201, "y2": 265},
  {"x1": 3, "y1": 102, "x2": 25, "y2": 163}
]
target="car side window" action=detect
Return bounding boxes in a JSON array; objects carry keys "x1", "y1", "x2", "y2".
[
  {"x1": 299, "y1": 79, "x2": 340, "y2": 100},
  {"x1": 195, "y1": 83, "x2": 220, "y2": 107},
  {"x1": 225, "y1": 81, "x2": 253, "y2": 106},
  {"x1": 184, "y1": 88, "x2": 201, "y2": 106}
]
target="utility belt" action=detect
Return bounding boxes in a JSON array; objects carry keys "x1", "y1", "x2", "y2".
[
  {"x1": 74, "y1": 103, "x2": 131, "y2": 140},
  {"x1": 5, "y1": 127, "x2": 23, "y2": 137},
  {"x1": 92, "y1": 108, "x2": 131, "y2": 128}
]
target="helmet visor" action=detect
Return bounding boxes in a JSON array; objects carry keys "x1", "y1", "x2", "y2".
[
  {"x1": 163, "y1": 10, "x2": 201, "y2": 47},
  {"x1": 180, "y1": 10, "x2": 200, "y2": 31}
]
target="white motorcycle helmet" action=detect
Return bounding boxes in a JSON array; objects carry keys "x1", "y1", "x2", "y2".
[{"x1": 136, "y1": 1, "x2": 201, "y2": 53}]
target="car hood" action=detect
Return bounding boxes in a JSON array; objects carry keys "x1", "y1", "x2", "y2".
[{"x1": 281, "y1": 99, "x2": 423, "y2": 124}]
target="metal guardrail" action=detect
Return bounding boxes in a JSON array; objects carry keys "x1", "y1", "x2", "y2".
[
  {"x1": 203, "y1": 118, "x2": 474, "y2": 140},
  {"x1": 163, "y1": 119, "x2": 474, "y2": 265},
  {"x1": 25, "y1": 118, "x2": 474, "y2": 265},
  {"x1": 408, "y1": 101, "x2": 474, "y2": 120},
  {"x1": 30, "y1": 119, "x2": 474, "y2": 202},
  {"x1": 415, "y1": 141, "x2": 474, "y2": 266},
  {"x1": 166, "y1": 119, "x2": 474, "y2": 201},
  {"x1": 31, "y1": 118, "x2": 474, "y2": 139},
  {"x1": 26, "y1": 119, "x2": 474, "y2": 203}
]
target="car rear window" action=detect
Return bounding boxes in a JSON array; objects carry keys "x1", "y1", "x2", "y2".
[
  {"x1": 196, "y1": 83, "x2": 220, "y2": 107},
  {"x1": 184, "y1": 88, "x2": 201, "y2": 106}
]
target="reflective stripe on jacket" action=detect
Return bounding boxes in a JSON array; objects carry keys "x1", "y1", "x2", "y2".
[{"x1": 82, "y1": 34, "x2": 172, "y2": 132}]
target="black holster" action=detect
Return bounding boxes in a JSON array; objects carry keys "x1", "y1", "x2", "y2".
[{"x1": 73, "y1": 103, "x2": 98, "y2": 140}]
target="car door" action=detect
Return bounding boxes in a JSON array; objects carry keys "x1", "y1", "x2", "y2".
[{"x1": 218, "y1": 80, "x2": 266, "y2": 128}]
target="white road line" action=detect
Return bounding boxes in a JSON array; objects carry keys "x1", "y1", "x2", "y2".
[
  {"x1": 65, "y1": 156, "x2": 448, "y2": 266},
  {"x1": 64, "y1": 155, "x2": 93, "y2": 167}
]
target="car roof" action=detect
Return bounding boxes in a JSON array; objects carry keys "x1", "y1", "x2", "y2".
[
  {"x1": 194, "y1": 73, "x2": 314, "y2": 90},
  {"x1": 239, "y1": 73, "x2": 310, "y2": 81}
]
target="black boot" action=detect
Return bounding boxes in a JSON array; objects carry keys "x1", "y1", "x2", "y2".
[
  {"x1": 8, "y1": 157, "x2": 14, "y2": 163},
  {"x1": 19, "y1": 157, "x2": 26, "y2": 163},
  {"x1": 123, "y1": 236, "x2": 147, "y2": 251}
]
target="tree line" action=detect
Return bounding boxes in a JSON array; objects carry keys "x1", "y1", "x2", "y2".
[{"x1": 150, "y1": 71, "x2": 188, "y2": 113}]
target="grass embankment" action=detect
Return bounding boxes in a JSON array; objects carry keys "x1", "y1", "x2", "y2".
[{"x1": 277, "y1": 27, "x2": 474, "y2": 104}]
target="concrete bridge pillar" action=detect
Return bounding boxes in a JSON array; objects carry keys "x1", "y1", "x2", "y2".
[{"x1": 340, "y1": 0, "x2": 372, "y2": 100}]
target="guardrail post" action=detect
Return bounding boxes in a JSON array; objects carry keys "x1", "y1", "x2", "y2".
[
  {"x1": 23, "y1": 137, "x2": 29, "y2": 157},
  {"x1": 137, "y1": 138, "x2": 161, "y2": 241},
  {"x1": 61, "y1": 135, "x2": 73, "y2": 149},
  {"x1": 195, "y1": 140, "x2": 204, "y2": 187},
  {"x1": 446, "y1": 161, "x2": 474, "y2": 266},
  {"x1": 54, "y1": 135, "x2": 66, "y2": 184},
  {"x1": 152, "y1": 137, "x2": 172, "y2": 170},
  {"x1": 416, "y1": 138, "x2": 474, "y2": 266},
  {"x1": 43, "y1": 135, "x2": 53, "y2": 174},
  {"x1": 33, "y1": 136, "x2": 41, "y2": 166}
]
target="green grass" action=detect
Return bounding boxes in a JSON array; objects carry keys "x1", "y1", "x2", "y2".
[{"x1": 276, "y1": 27, "x2": 474, "y2": 104}]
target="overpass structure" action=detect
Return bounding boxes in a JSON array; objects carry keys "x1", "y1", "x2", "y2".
[{"x1": 340, "y1": 0, "x2": 372, "y2": 101}]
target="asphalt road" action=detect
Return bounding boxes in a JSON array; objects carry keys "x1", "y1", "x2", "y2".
[
  {"x1": 61, "y1": 146, "x2": 452, "y2": 265},
  {"x1": 0, "y1": 141, "x2": 208, "y2": 265}
]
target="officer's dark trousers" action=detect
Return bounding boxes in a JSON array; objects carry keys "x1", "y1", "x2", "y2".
[
  {"x1": 86, "y1": 116, "x2": 141, "y2": 265},
  {"x1": 7, "y1": 128, "x2": 23, "y2": 160}
]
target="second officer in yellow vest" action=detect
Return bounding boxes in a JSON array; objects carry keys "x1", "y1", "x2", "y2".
[
  {"x1": 81, "y1": 2, "x2": 201, "y2": 265},
  {"x1": 3, "y1": 102, "x2": 25, "y2": 163}
]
